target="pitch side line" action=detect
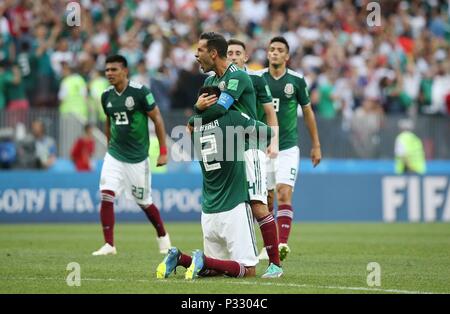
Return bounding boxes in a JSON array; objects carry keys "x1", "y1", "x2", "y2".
[{"x1": 1, "y1": 277, "x2": 437, "y2": 294}]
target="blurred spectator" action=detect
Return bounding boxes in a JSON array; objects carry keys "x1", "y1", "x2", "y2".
[
  {"x1": 351, "y1": 98, "x2": 384, "y2": 158},
  {"x1": 31, "y1": 23, "x2": 58, "y2": 108},
  {"x1": 5, "y1": 61, "x2": 29, "y2": 125},
  {"x1": 131, "y1": 59, "x2": 150, "y2": 87},
  {"x1": 51, "y1": 38, "x2": 74, "y2": 79},
  {"x1": 58, "y1": 62, "x2": 89, "y2": 122},
  {"x1": 88, "y1": 68, "x2": 109, "y2": 125},
  {"x1": 71, "y1": 124, "x2": 95, "y2": 172},
  {"x1": 17, "y1": 119, "x2": 56, "y2": 169},
  {"x1": 0, "y1": 60, "x2": 9, "y2": 110},
  {"x1": 171, "y1": 62, "x2": 207, "y2": 110},
  {"x1": 316, "y1": 69, "x2": 338, "y2": 119},
  {"x1": 0, "y1": 127, "x2": 16, "y2": 169},
  {"x1": 0, "y1": 0, "x2": 448, "y2": 117},
  {"x1": 395, "y1": 119, "x2": 426, "y2": 174}
]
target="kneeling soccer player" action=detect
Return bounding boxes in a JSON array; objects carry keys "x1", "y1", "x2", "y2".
[{"x1": 157, "y1": 86, "x2": 274, "y2": 279}]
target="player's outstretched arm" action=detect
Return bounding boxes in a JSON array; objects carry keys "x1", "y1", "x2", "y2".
[
  {"x1": 302, "y1": 104, "x2": 321, "y2": 167},
  {"x1": 147, "y1": 106, "x2": 168, "y2": 166}
]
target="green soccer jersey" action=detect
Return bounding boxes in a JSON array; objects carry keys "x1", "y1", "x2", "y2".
[
  {"x1": 192, "y1": 110, "x2": 272, "y2": 214},
  {"x1": 101, "y1": 80, "x2": 156, "y2": 163},
  {"x1": 247, "y1": 69, "x2": 273, "y2": 124},
  {"x1": 203, "y1": 63, "x2": 257, "y2": 119},
  {"x1": 261, "y1": 68, "x2": 310, "y2": 151}
]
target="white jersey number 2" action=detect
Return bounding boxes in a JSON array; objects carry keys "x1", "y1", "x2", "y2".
[{"x1": 200, "y1": 135, "x2": 221, "y2": 172}]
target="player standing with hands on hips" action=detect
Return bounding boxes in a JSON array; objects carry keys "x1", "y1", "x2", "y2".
[{"x1": 92, "y1": 55, "x2": 171, "y2": 256}]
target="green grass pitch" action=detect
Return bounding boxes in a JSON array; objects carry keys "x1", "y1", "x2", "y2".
[{"x1": 0, "y1": 223, "x2": 449, "y2": 294}]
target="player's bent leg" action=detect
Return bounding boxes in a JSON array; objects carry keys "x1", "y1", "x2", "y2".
[
  {"x1": 156, "y1": 247, "x2": 193, "y2": 279},
  {"x1": 186, "y1": 251, "x2": 252, "y2": 279},
  {"x1": 251, "y1": 200, "x2": 281, "y2": 268},
  {"x1": 243, "y1": 266, "x2": 256, "y2": 277},
  {"x1": 276, "y1": 184, "x2": 294, "y2": 261},
  {"x1": 185, "y1": 250, "x2": 206, "y2": 280}
]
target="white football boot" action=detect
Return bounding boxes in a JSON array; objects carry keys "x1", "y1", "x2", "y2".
[
  {"x1": 92, "y1": 243, "x2": 117, "y2": 256},
  {"x1": 157, "y1": 233, "x2": 172, "y2": 254}
]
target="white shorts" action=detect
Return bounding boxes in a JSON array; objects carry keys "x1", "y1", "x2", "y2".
[
  {"x1": 201, "y1": 203, "x2": 258, "y2": 267},
  {"x1": 99, "y1": 153, "x2": 152, "y2": 206},
  {"x1": 276, "y1": 146, "x2": 299, "y2": 188},
  {"x1": 244, "y1": 149, "x2": 267, "y2": 204}
]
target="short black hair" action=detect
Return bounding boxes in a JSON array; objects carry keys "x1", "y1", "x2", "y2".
[
  {"x1": 269, "y1": 36, "x2": 290, "y2": 52},
  {"x1": 199, "y1": 32, "x2": 228, "y2": 58},
  {"x1": 198, "y1": 85, "x2": 221, "y2": 98},
  {"x1": 105, "y1": 55, "x2": 128, "y2": 68},
  {"x1": 227, "y1": 39, "x2": 246, "y2": 51}
]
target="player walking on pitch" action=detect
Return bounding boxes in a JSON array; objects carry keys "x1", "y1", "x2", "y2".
[
  {"x1": 92, "y1": 55, "x2": 171, "y2": 256},
  {"x1": 259, "y1": 37, "x2": 321, "y2": 261},
  {"x1": 226, "y1": 39, "x2": 283, "y2": 274}
]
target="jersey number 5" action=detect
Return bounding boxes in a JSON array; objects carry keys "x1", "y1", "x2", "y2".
[
  {"x1": 113, "y1": 112, "x2": 129, "y2": 125},
  {"x1": 272, "y1": 98, "x2": 280, "y2": 112},
  {"x1": 200, "y1": 135, "x2": 221, "y2": 172}
]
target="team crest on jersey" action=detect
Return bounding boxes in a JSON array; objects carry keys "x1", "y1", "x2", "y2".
[
  {"x1": 106, "y1": 102, "x2": 112, "y2": 108},
  {"x1": 218, "y1": 81, "x2": 226, "y2": 91},
  {"x1": 125, "y1": 96, "x2": 135, "y2": 110},
  {"x1": 284, "y1": 83, "x2": 294, "y2": 98}
]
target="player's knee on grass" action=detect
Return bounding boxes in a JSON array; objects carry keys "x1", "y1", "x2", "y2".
[
  {"x1": 276, "y1": 184, "x2": 292, "y2": 204},
  {"x1": 244, "y1": 266, "x2": 256, "y2": 277},
  {"x1": 250, "y1": 200, "x2": 270, "y2": 219}
]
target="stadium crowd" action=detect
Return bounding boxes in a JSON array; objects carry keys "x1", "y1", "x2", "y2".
[
  {"x1": 0, "y1": 0, "x2": 449, "y2": 166},
  {"x1": 1, "y1": 0, "x2": 450, "y2": 118}
]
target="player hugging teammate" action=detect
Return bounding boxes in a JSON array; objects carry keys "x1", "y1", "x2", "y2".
[{"x1": 156, "y1": 32, "x2": 321, "y2": 280}]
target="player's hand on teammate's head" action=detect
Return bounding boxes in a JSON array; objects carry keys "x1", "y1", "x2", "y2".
[
  {"x1": 311, "y1": 146, "x2": 321, "y2": 168},
  {"x1": 196, "y1": 93, "x2": 218, "y2": 111},
  {"x1": 157, "y1": 154, "x2": 168, "y2": 167}
]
